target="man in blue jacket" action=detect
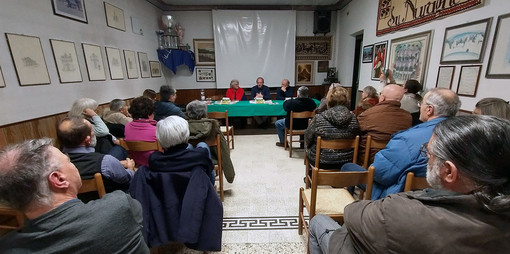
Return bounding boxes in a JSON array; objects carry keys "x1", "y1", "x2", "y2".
[{"x1": 341, "y1": 88, "x2": 460, "y2": 199}]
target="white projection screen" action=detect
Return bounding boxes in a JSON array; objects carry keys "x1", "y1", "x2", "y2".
[{"x1": 212, "y1": 10, "x2": 296, "y2": 89}]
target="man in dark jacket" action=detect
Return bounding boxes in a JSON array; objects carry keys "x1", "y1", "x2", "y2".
[{"x1": 154, "y1": 85, "x2": 186, "y2": 121}]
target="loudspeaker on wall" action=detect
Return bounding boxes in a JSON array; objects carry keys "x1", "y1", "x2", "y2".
[{"x1": 314, "y1": 11, "x2": 331, "y2": 34}]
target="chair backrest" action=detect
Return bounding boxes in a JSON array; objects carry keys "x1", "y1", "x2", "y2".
[
  {"x1": 362, "y1": 135, "x2": 389, "y2": 168},
  {"x1": 289, "y1": 111, "x2": 315, "y2": 132},
  {"x1": 315, "y1": 135, "x2": 360, "y2": 166},
  {"x1": 208, "y1": 111, "x2": 230, "y2": 128},
  {"x1": 205, "y1": 133, "x2": 224, "y2": 201},
  {"x1": 78, "y1": 173, "x2": 106, "y2": 198},
  {"x1": 0, "y1": 205, "x2": 24, "y2": 230},
  {"x1": 404, "y1": 172, "x2": 431, "y2": 192},
  {"x1": 118, "y1": 138, "x2": 162, "y2": 152}
]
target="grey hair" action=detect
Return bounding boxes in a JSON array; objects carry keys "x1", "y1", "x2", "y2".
[
  {"x1": 186, "y1": 100, "x2": 207, "y2": 120},
  {"x1": 109, "y1": 99, "x2": 125, "y2": 112},
  {"x1": 230, "y1": 79, "x2": 239, "y2": 88},
  {"x1": 425, "y1": 88, "x2": 461, "y2": 117},
  {"x1": 297, "y1": 86, "x2": 309, "y2": 98},
  {"x1": 156, "y1": 116, "x2": 190, "y2": 149},
  {"x1": 475, "y1": 97, "x2": 510, "y2": 120},
  {"x1": 363, "y1": 86, "x2": 378, "y2": 98},
  {"x1": 0, "y1": 138, "x2": 58, "y2": 212},
  {"x1": 68, "y1": 98, "x2": 98, "y2": 118}
]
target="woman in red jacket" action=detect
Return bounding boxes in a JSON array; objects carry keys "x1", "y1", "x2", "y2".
[{"x1": 225, "y1": 79, "x2": 246, "y2": 101}]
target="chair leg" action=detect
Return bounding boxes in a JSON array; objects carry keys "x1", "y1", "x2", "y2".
[
  {"x1": 226, "y1": 132, "x2": 230, "y2": 150},
  {"x1": 284, "y1": 129, "x2": 288, "y2": 149},
  {"x1": 298, "y1": 189, "x2": 304, "y2": 235},
  {"x1": 231, "y1": 129, "x2": 234, "y2": 149},
  {"x1": 289, "y1": 134, "x2": 293, "y2": 157}
]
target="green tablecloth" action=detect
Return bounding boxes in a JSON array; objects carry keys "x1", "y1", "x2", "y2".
[{"x1": 207, "y1": 99, "x2": 320, "y2": 117}]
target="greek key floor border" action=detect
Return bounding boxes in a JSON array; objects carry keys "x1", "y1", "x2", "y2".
[{"x1": 223, "y1": 216, "x2": 309, "y2": 231}]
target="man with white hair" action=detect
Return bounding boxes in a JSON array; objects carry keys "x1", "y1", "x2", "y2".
[{"x1": 103, "y1": 98, "x2": 133, "y2": 125}]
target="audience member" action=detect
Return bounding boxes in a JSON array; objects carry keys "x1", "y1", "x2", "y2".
[
  {"x1": 275, "y1": 86, "x2": 317, "y2": 147},
  {"x1": 316, "y1": 83, "x2": 341, "y2": 114},
  {"x1": 124, "y1": 96, "x2": 157, "y2": 166},
  {"x1": 305, "y1": 87, "x2": 360, "y2": 169},
  {"x1": 276, "y1": 79, "x2": 294, "y2": 100},
  {"x1": 473, "y1": 97, "x2": 510, "y2": 120},
  {"x1": 103, "y1": 99, "x2": 133, "y2": 125},
  {"x1": 186, "y1": 100, "x2": 236, "y2": 183},
  {"x1": 353, "y1": 85, "x2": 379, "y2": 116},
  {"x1": 0, "y1": 138, "x2": 149, "y2": 253},
  {"x1": 251, "y1": 77, "x2": 271, "y2": 100},
  {"x1": 401, "y1": 79, "x2": 423, "y2": 125},
  {"x1": 154, "y1": 85, "x2": 185, "y2": 121},
  {"x1": 226, "y1": 79, "x2": 246, "y2": 101},
  {"x1": 341, "y1": 88, "x2": 461, "y2": 199},
  {"x1": 68, "y1": 98, "x2": 109, "y2": 138},
  {"x1": 309, "y1": 115, "x2": 510, "y2": 253},
  {"x1": 142, "y1": 89, "x2": 157, "y2": 102}
]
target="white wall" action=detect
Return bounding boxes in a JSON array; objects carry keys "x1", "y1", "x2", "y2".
[
  {"x1": 0, "y1": 0, "x2": 163, "y2": 125},
  {"x1": 336, "y1": 0, "x2": 510, "y2": 111}
]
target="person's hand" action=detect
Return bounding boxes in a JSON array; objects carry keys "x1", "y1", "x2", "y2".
[
  {"x1": 281, "y1": 86, "x2": 286, "y2": 92},
  {"x1": 82, "y1": 108, "x2": 97, "y2": 117},
  {"x1": 121, "y1": 107, "x2": 131, "y2": 117},
  {"x1": 113, "y1": 139, "x2": 120, "y2": 145},
  {"x1": 379, "y1": 72, "x2": 386, "y2": 82},
  {"x1": 256, "y1": 93, "x2": 263, "y2": 98},
  {"x1": 122, "y1": 158, "x2": 135, "y2": 170}
]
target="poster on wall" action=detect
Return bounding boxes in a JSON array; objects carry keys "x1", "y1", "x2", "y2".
[
  {"x1": 6, "y1": 33, "x2": 51, "y2": 86},
  {"x1": 388, "y1": 31, "x2": 432, "y2": 85},
  {"x1": 371, "y1": 41, "x2": 387, "y2": 80}
]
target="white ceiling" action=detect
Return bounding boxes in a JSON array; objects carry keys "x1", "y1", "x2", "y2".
[{"x1": 160, "y1": 0, "x2": 339, "y2": 5}]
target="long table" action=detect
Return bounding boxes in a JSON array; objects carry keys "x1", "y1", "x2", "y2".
[{"x1": 206, "y1": 99, "x2": 320, "y2": 117}]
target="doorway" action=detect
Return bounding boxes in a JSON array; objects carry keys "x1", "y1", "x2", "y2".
[{"x1": 350, "y1": 34, "x2": 363, "y2": 110}]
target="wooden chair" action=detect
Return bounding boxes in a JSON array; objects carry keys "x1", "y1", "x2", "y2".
[
  {"x1": 205, "y1": 134, "x2": 224, "y2": 202},
  {"x1": 0, "y1": 205, "x2": 24, "y2": 232},
  {"x1": 78, "y1": 172, "x2": 106, "y2": 198},
  {"x1": 284, "y1": 111, "x2": 315, "y2": 157},
  {"x1": 208, "y1": 111, "x2": 234, "y2": 150},
  {"x1": 404, "y1": 172, "x2": 431, "y2": 192},
  {"x1": 118, "y1": 138, "x2": 162, "y2": 153},
  {"x1": 362, "y1": 135, "x2": 390, "y2": 169}
]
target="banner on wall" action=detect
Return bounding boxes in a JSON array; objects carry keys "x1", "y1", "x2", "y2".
[{"x1": 376, "y1": 0, "x2": 484, "y2": 36}]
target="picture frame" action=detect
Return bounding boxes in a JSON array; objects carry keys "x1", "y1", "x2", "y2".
[
  {"x1": 486, "y1": 13, "x2": 510, "y2": 79},
  {"x1": 436, "y1": 66, "x2": 455, "y2": 89},
  {"x1": 105, "y1": 47, "x2": 124, "y2": 80},
  {"x1": 317, "y1": 61, "x2": 329, "y2": 73},
  {"x1": 82, "y1": 43, "x2": 106, "y2": 81},
  {"x1": 138, "y1": 52, "x2": 150, "y2": 78},
  {"x1": 6, "y1": 33, "x2": 51, "y2": 86},
  {"x1": 196, "y1": 67, "x2": 216, "y2": 82},
  {"x1": 371, "y1": 41, "x2": 388, "y2": 80},
  {"x1": 296, "y1": 36, "x2": 332, "y2": 60},
  {"x1": 457, "y1": 65, "x2": 481, "y2": 97},
  {"x1": 51, "y1": 0, "x2": 87, "y2": 23},
  {"x1": 193, "y1": 39, "x2": 215, "y2": 66},
  {"x1": 440, "y1": 18, "x2": 491, "y2": 64},
  {"x1": 388, "y1": 31, "x2": 432, "y2": 85},
  {"x1": 362, "y1": 45, "x2": 374, "y2": 63},
  {"x1": 149, "y1": 61, "x2": 162, "y2": 77},
  {"x1": 50, "y1": 39, "x2": 82, "y2": 83},
  {"x1": 0, "y1": 67, "x2": 5, "y2": 88},
  {"x1": 123, "y1": 50, "x2": 138, "y2": 79},
  {"x1": 104, "y1": 2, "x2": 126, "y2": 31},
  {"x1": 296, "y1": 61, "x2": 314, "y2": 84}
]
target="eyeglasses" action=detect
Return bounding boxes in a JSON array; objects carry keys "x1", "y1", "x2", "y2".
[{"x1": 419, "y1": 142, "x2": 429, "y2": 157}]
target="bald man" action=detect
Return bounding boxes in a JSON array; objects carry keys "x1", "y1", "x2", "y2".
[{"x1": 276, "y1": 79, "x2": 294, "y2": 100}]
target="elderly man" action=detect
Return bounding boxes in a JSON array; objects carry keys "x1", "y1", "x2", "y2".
[
  {"x1": 251, "y1": 76, "x2": 271, "y2": 100},
  {"x1": 154, "y1": 85, "x2": 185, "y2": 121},
  {"x1": 0, "y1": 139, "x2": 149, "y2": 253},
  {"x1": 276, "y1": 79, "x2": 294, "y2": 100},
  {"x1": 275, "y1": 86, "x2": 317, "y2": 147},
  {"x1": 103, "y1": 99, "x2": 133, "y2": 125},
  {"x1": 342, "y1": 88, "x2": 460, "y2": 199},
  {"x1": 309, "y1": 115, "x2": 510, "y2": 253}
]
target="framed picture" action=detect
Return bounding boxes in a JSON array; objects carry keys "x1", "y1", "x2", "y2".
[
  {"x1": 50, "y1": 39, "x2": 82, "y2": 83},
  {"x1": 138, "y1": 52, "x2": 150, "y2": 78},
  {"x1": 104, "y1": 2, "x2": 126, "y2": 31},
  {"x1": 196, "y1": 68, "x2": 216, "y2": 82},
  {"x1": 82, "y1": 43, "x2": 106, "y2": 81},
  {"x1": 486, "y1": 13, "x2": 510, "y2": 78},
  {"x1": 193, "y1": 39, "x2": 215, "y2": 66},
  {"x1": 388, "y1": 31, "x2": 432, "y2": 85},
  {"x1": 296, "y1": 36, "x2": 332, "y2": 60},
  {"x1": 105, "y1": 47, "x2": 124, "y2": 80},
  {"x1": 6, "y1": 33, "x2": 51, "y2": 86},
  {"x1": 371, "y1": 41, "x2": 387, "y2": 80},
  {"x1": 362, "y1": 45, "x2": 374, "y2": 63},
  {"x1": 123, "y1": 50, "x2": 138, "y2": 79},
  {"x1": 317, "y1": 61, "x2": 329, "y2": 72},
  {"x1": 296, "y1": 61, "x2": 314, "y2": 84},
  {"x1": 0, "y1": 67, "x2": 5, "y2": 88},
  {"x1": 436, "y1": 66, "x2": 455, "y2": 89},
  {"x1": 51, "y1": 0, "x2": 87, "y2": 23},
  {"x1": 149, "y1": 61, "x2": 162, "y2": 77},
  {"x1": 457, "y1": 65, "x2": 481, "y2": 97},
  {"x1": 440, "y1": 18, "x2": 491, "y2": 64}
]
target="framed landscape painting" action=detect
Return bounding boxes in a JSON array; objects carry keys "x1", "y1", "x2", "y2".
[
  {"x1": 193, "y1": 39, "x2": 215, "y2": 66},
  {"x1": 388, "y1": 31, "x2": 432, "y2": 85},
  {"x1": 440, "y1": 18, "x2": 491, "y2": 64},
  {"x1": 50, "y1": 39, "x2": 82, "y2": 83}
]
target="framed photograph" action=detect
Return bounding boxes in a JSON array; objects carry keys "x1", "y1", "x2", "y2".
[
  {"x1": 138, "y1": 52, "x2": 150, "y2": 78},
  {"x1": 486, "y1": 13, "x2": 510, "y2": 78},
  {"x1": 193, "y1": 39, "x2": 215, "y2": 66},
  {"x1": 371, "y1": 41, "x2": 387, "y2": 80},
  {"x1": 296, "y1": 61, "x2": 314, "y2": 84},
  {"x1": 6, "y1": 33, "x2": 51, "y2": 86},
  {"x1": 50, "y1": 39, "x2": 82, "y2": 83},
  {"x1": 104, "y1": 2, "x2": 126, "y2": 31},
  {"x1": 196, "y1": 67, "x2": 216, "y2": 82},
  {"x1": 457, "y1": 65, "x2": 481, "y2": 97},
  {"x1": 317, "y1": 61, "x2": 329, "y2": 72},
  {"x1": 149, "y1": 61, "x2": 162, "y2": 77},
  {"x1": 436, "y1": 66, "x2": 455, "y2": 89},
  {"x1": 388, "y1": 31, "x2": 432, "y2": 85},
  {"x1": 0, "y1": 67, "x2": 5, "y2": 88},
  {"x1": 296, "y1": 36, "x2": 332, "y2": 60},
  {"x1": 51, "y1": 0, "x2": 87, "y2": 23},
  {"x1": 105, "y1": 47, "x2": 124, "y2": 80},
  {"x1": 82, "y1": 43, "x2": 106, "y2": 81},
  {"x1": 440, "y1": 18, "x2": 491, "y2": 64},
  {"x1": 123, "y1": 50, "x2": 138, "y2": 79},
  {"x1": 362, "y1": 45, "x2": 374, "y2": 63}
]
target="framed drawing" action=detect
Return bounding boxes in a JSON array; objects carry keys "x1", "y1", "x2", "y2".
[
  {"x1": 436, "y1": 66, "x2": 455, "y2": 89},
  {"x1": 196, "y1": 68, "x2": 216, "y2": 82},
  {"x1": 123, "y1": 50, "x2": 138, "y2": 79},
  {"x1": 296, "y1": 61, "x2": 314, "y2": 84},
  {"x1": 6, "y1": 33, "x2": 51, "y2": 86},
  {"x1": 457, "y1": 65, "x2": 481, "y2": 97},
  {"x1": 0, "y1": 67, "x2": 5, "y2": 88},
  {"x1": 150, "y1": 61, "x2": 162, "y2": 77},
  {"x1": 50, "y1": 39, "x2": 82, "y2": 83},
  {"x1": 296, "y1": 36, "x2": 332, "y2": 60},
  {"x1": 440, "y1": 18, "x2": 491, "y2": 64},
  {"x1": 51, "y1": 0, "x2": 87, "y2": 23},
  {"x1": 371, "y1": 41, "x2": 387, "y2": 80},
  {"x1": 388, "y1": 31, "x2": 432, "y2": 85},
  {"x1": 193, "y1": 39, "x2": 215, "y2": 66},
  {"x1": 362, "y1": 45, "x2": 374, "y2": 63},
  {"x1": 486, "y1": 13, "x2": 510, "y2": 78},
  {"x1": 105, "y1": 47, "x2": 124, "y2": 80},
  {"x1": 138, "y1": 52, "x2": 150, "y2": 78},
  {"x1": 317, "y1": 61, "x2": 329, "y2": 72},
  {"x1": 104, "y1": 2, "x2": 126, "y2": 31},
  {"x1": 82, "y1": 43, "x2": 106, "y2": 81}
]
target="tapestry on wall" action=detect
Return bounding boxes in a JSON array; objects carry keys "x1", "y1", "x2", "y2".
[
  {"x1": 376, "y1": 0, "x2": 484, "y2": 36},
  {"x1": 296, "y1": 36, "x2": 332, "y2": 60}
]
